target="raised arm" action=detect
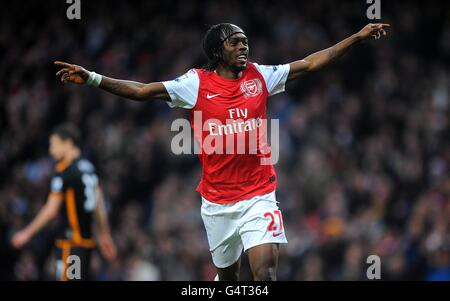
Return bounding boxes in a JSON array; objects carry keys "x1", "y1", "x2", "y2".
[
  {"x1": 54, "y1": 61, "x2": 170, "y2": 101},
  {"x1": 287, "y1": 23, "x2": 390, "y2": 81}
]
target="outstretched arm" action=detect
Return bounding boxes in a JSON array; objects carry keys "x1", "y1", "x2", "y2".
[
  {"x1": 11, "y1": 193, "x2": 63, "y2": 248},
  {"x1": 54, "y1": 61, "x2": 170, "y2": 101},
  {"x1": 287, "y1": 23, "x2": 390, "y2": 81}
]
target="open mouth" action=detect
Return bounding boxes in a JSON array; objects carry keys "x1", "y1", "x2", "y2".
[{"x1": 237, "y1": 54, "x2": 248, "y2": 63}]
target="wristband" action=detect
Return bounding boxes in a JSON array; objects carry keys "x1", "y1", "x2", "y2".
[{"x1": 86, "y1": 71, "x2": 102, "y2": 87}]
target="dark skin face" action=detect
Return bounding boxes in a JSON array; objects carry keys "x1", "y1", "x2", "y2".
[{"x1": 216, "y1": 33, "x2": 249, "y2": 79}]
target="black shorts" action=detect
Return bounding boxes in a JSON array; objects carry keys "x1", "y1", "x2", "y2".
[{"x1": 55, "y1": 240, "x2": 94, "y2": 281}]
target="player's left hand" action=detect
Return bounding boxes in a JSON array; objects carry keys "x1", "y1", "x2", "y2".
[
  {"x1": 357, "y1": 23, "x2": 390, "y2": 40},
  {"x1": 98, "y1": 232, "x2": 117, "y2": 262},
  {"x1": 11, "y1": 230, "x2": 31, "y2": 249}
]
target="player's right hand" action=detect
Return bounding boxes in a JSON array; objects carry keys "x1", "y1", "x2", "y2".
[
  {"x1": 54, "y1": 61, "x2": 90, "y2": 85},
  {"x1": 11, "y1": 230, "x2": 31, "y2": 249}
]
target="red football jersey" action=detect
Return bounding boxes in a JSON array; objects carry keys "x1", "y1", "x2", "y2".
[{"x1": 163, "y1": 62, "x2": 290, "y2": 204}]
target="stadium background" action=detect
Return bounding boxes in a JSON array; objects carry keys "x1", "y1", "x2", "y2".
[{"x1": 0, "y1": 0, "x2": 449, "y2": 280}]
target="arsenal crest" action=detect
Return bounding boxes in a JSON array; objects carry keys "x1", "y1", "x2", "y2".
[{"x1": 240, "y1": 79, "x2": 262, "y2": 98}]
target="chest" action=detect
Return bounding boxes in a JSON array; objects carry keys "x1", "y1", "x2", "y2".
[{"x1": 195, "y1": 76, "x2": 268, "y2": 121}]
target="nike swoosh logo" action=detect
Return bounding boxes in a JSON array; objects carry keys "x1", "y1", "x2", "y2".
[
  {"x1": 206, "y1": 93, "x2": 220, "y2": 99},
  {"x1": 273, "y1": 232, "x2": 283, "y2": 237}
]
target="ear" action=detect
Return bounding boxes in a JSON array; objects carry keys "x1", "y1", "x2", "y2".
[
  {"x1": 214, "y1": 48, "x2": 222, "y2": 59},
  {"x1": 64, "y1": 139, "x2": 75, "y2": 149}
]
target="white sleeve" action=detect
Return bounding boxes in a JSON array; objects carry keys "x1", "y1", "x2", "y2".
[
  {"x1": 253, "y1": 63, "x2": 290, "y2": 96},
  {"x1": 162, "y1": 69, "x2": 199, "y2": 109},
  {"x1": 50, "y1": 176, "x2": 63, "y2": 193}
]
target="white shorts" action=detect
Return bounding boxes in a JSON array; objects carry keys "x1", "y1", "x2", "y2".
[{"x1": 201, "y1": 191, "x2": 288, "y2": 268}]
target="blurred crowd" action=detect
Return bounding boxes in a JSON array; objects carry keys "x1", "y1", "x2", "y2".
[{"x1": 0, "y1": 0, "x2": 449, "y2": 280}]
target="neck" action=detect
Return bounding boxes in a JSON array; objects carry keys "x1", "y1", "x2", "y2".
[
  {"x1": 63, "y1": 148, "x2": 80, "y2": 163},
  {"x1": 215, "y1": 64, "x2": 243, "y2": 80}
]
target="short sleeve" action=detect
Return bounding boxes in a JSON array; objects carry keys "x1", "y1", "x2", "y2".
[
  {"x1": 50, "y1": 174, "x2": 64, "y2": 194},
  {"x1": 253, "y1": 63, "x2": 290, "y2": 96},
  {"x1": 162, "y1": 69, "x2": 200, "y2": 109}
]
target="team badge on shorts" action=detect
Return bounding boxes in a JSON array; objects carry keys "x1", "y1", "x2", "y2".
[{"x1": 240, "y1": 79, "x2": 263, "y2": 98}]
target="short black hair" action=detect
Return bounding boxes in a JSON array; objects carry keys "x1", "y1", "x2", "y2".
[
  {"x1": 51, "y1": 123, "x2": 81, "y2": 147},
  {"x1": 202, "y1": 23, "x2": 245, "y2": 71}
]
